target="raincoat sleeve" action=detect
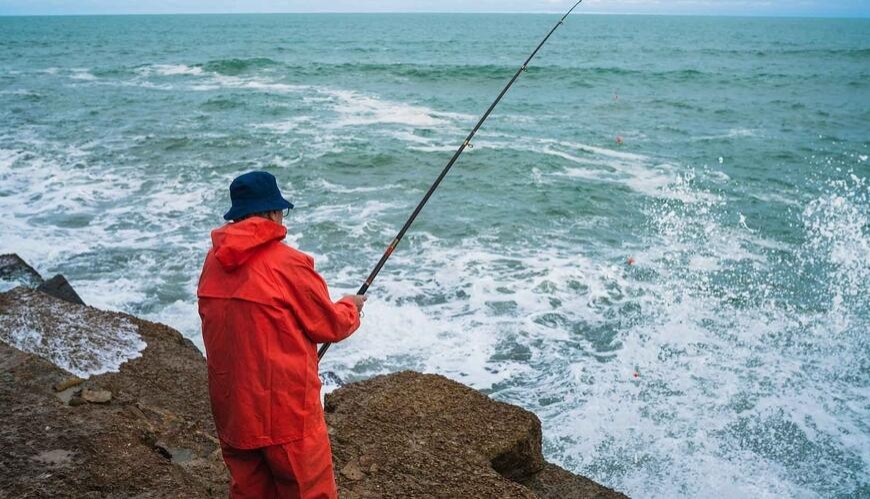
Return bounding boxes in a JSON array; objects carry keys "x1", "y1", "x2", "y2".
[{"x1": 277, "y1": 262, "x2": 361, "y2": 344}]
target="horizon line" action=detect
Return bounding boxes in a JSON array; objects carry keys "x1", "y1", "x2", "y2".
[{"x1": 0, "y1": 11, "x2": 868, "y2": 19}]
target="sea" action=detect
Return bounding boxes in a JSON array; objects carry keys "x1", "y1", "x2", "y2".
[{"x1": 0, "y1": 12, "x2": 868, "y2": 498}]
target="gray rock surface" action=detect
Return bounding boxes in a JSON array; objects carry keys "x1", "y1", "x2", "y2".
[
  {"x1": 37, "y1": 274, "x2": 86, "y2": 305},
  {"x1": 0, "y1": 253, "x2": 44, "y2": 289}
]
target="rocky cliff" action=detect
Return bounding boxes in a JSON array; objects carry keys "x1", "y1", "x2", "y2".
[{"x1": 0, "y1": 254, "x2": 626, "y2": 498}]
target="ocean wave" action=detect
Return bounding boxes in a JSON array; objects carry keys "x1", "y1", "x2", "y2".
[
  {"x1": 293, "y1": 62, "x2": 525, "y2": 82},
  {"x1": 538, "y1": 138, "x2": 649, "y2": 162},
  {"x1": 290, "y1": 62, "x2": 715, "y2": 85},
  {"x1": 189, "y1": 74, "x2": 307, "y2": 94},
  {"x1": 252, "y1": 117, "x2": 313, "y2": 134},
  {"x1": 695, "y1": 47, "x2": 870, "y2": 59},
  {"x1": 136, "y1": 63, "x2": 204, "y2": 77},
  {"x1": 773, "y1": 47, "x2": 870, "y2": 58},
  {"x1": 200, "y1": 97, "x2": 245, "y2": 110},
  {"x1": 542, "y1": 165, "x2": 870, "y2": 498},
  {"x1": 323, "y1": 88, "x2": 456, "y2": 128},
  {"x1": 312, "y1": 179, "x2": 404, "y2": 194},
  {"x1": 69, "y1": 68, "x2": 97, "y2": 81},
  {"x1": 692, "y1": 128, "x2": 761, "y2": 142},
  {"x1": 0, "y1": 89, "x2": 42, "y2": 101},
  {"x1": 649, "y1": 98, "x2": 705, "y2": 111},
  {"x1": 203, "y1": 57, "x2": 279, "y2": 75},
  {"x1": 802, "y1": 173, "x2": 869, "y2": 319}
]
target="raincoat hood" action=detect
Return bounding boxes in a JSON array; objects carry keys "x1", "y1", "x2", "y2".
[{"x1": 211, "y1": 217, "x2": 287, "y2": 271}]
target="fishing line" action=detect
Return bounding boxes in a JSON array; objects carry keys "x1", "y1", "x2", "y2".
[{"x1": 319, "y1": 0, "x2": 584, "y2": 360}]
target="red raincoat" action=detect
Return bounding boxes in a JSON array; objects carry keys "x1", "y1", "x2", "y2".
[{"x1": 198, "y1": 217, "x2": 360, "y2": 450}]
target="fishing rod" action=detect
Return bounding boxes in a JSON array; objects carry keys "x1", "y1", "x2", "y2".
[{"x1": 319, "y1": 0, "x2": 584, "y2": 360}]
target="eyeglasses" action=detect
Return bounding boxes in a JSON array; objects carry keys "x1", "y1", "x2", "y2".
[{"x1": 283, "y1": 207, "x2": 291, "y2": 217}]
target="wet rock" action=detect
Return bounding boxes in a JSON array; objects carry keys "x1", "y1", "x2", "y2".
[
  {"x1": 53, "y1": 376, "x2": 84, "y2": 392},
  {"x1": 153, "y1": 441, "x2": 173, "y2": 460},
  {"x1": 340, "y1": 461, "x2": 365, "y2": 481},
  {"x1": 325, "y1": 371, "x2": 628, "y2": 498},
  {"x1": 68, "y1": 393, "x2": 87, "y2": 406},
  {"x1": 37, "y1": 274, "x2": 85, "y2": 306},
  {"x1": 55, "y1": 384, "x2": 83, "y2": 405},
  {"x1": 32, "y1": 449, "x2": 74, "y2": 467},
  {"x1": 321, "y1": 370, "x2": 344, "y2": 388},
  {"x1": 0, "y1": 288, "x2": 145, "y2": 379},
  {"x1": 168, "y1": 447, "x2": 196, "y2": 464},
  {"x1": 139, "y1": 429, "x2": 158, "y2": 448},
  {"x1": 522, "y1": 463, "x2": 625, "y2": 499},
  {"x1": 81, "y1": 389, "x2": 112, "y2": 404},
  {"x1": 0, "y1": 253, "x2": 43, "y2": 289},
  {"x1": 0, "y1": 288, "x2": 226, "y2": 497}
]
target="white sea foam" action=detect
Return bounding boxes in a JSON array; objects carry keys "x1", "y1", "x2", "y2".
[
  {"x1": 582, "y1": 169, "x2": 869, "y2": 497},
  {"x1": 253, "y1": 117, "x2": 313, "y2": 134},
  {"x1": 151, "y1": 64, "x2": 204, "y2": 76},
  {"x1": 539, "y1": 138, "x2": 650, "y2": 162},
  {"x1": 145, "y1": 187, "x2": 205, "y2": 215},
  {"x1": 326, "y1": 89, "x2": 449, "y2": 128},
  {"x1": 306, "y1": 152, "x2": 868, "y2": 498},
  {"x1": 304, "y1": 199, "x2": 405, "y2": 238},
  {"x1": 802, "y1": 174, "x2": 869, "y2": 320},
  {"x1": 189, "y1": 83, "x2": 220, "y2": 91},
  {"x1": 707, "y1": 169, "x2": 731, "y2": 183},
  {"x1": 69, "y1": 68, "x2": 97, "y2": 81},
  {"x1": 0, "y1": 289, "x2": 146, "y2": 378},
  {"x1": 408, "y1": 144, "x2": 462, "y2": 153},
  {"x1": 387, "y1": 130, "x2": 441, "y2": 146},
  {"x1": 100, "y1": 78, "x2": 176, "y2": 91},
  {"x1": 424, "y1": 132, "x2": 693, "y2": 201},
  {"x1": 538, "y1": 143, "x2": 685, "y2": 200},
  {"x1": 539, "y1": 146, "x2": 617, "y2": 168},
  {"x1": 320, "y1": 228, "x2": 636, "y2": 387},
  {"x1": 0, "y1": 148, "x2": 25, "y2": 169},
  {"x1": 312, "y1": 179, "x2": 403, "y2": 194},
  {"x1": 693, "y1": 128, "x2": 760, "y2": 141},
  {"x1": 240, "y1": 79, "x2": 307, "y2": 93},
  {"x1": 159, "y1": 68, "x2": 468, "y2": 135},
  {"x1": 688, "y1": 254, "x2": 722, "y2": 271},
  {"x1": 150, "y1": 299, "x2": 204, "y2": 351}
]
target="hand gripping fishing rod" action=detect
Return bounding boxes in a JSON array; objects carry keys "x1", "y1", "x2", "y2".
[{"x1": 319, "y1": 0, "x2": 583, "y2": 360}]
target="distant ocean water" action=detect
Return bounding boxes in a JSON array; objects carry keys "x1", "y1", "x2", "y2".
[{"x1": 1, "y1": 13, "x2": 868, "y2": 498}]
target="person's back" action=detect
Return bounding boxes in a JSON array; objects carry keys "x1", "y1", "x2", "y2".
[{"x1": 198, "y1": 171, "x2": 365, "y2": 498}]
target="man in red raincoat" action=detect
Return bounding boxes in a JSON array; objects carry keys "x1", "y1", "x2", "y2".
[{"x1": 198, "y1": 171, "x2": 365, "y2": 498}]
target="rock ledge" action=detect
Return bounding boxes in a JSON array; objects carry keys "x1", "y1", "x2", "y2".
[
  {"x1": 326, "y1": 371, "x2": 625, "y2": 498},
  {"x1": 0, "y1": 254, "x2": 626, "y2": 498}
]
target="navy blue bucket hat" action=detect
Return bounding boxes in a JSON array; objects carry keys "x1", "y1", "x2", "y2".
[{"x1": 223, "y1": 171, "x2": 294, "y2": 221}]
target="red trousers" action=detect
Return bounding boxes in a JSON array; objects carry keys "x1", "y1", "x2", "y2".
[{"x1": 220, "y1": 426, "x2": 337, "y2": 499}]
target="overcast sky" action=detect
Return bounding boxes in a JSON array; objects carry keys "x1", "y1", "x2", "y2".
[{"x1": 0, "y1": 0, "x2": 867, "y2": 17}]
